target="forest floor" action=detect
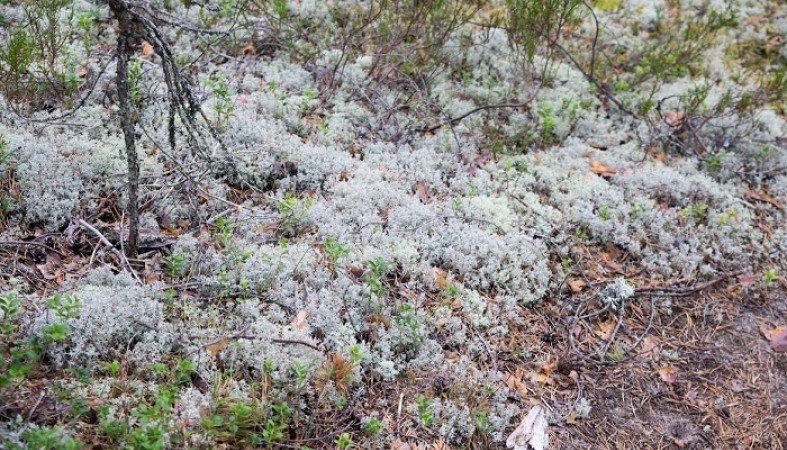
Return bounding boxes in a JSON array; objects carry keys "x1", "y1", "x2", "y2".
[{"x1": 1, "y1": 0, "x2": 786, "y2": 448}]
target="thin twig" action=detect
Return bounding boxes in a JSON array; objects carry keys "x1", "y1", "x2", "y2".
[
  {"x1": 77, "y1": 219, "x2": 141, "y2": 283},
  {"x1": 422, "y1": 100, "x2": 532, "y2": 134},
  {"x1": 0, "y1": 241, "x2": 66, "y2": 257},
  {"x1": 635, "y1": 270, "x2": 742, "y2": 297}
]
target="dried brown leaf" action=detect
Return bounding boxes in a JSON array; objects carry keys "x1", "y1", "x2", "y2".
[
  {"x1": 568, "y1": 279, "x2": 586, "y2": 293},
  {"x1": 745, "y1": 189, "x2": 783, "y2": 209},
  {"x1": 141, "y1": 40, "x2": 155, "y2": 56},
  {"x1": 589, "y1": 160, "x2": 616, "y2": 177},
  {"x1": 206, "y1": 337, "x2": 231, "y2": 356},
  {"x1": 658, "y1": 365, "x2": 678, "y2": 383},
  {"x1": 416, "y1": 180, "x2": 429, "y2": 204}
]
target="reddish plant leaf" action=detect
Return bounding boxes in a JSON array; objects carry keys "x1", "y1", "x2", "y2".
[{"x1": 760, "y1": 326, "x2": 787, "y2": 352}]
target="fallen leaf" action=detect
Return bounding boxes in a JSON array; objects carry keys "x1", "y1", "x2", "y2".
[
  {"x1": 141, "y1": 40, "x2": 155, "y2": 56},
  {"x1": 433, "y1": 268, "x2": 449, "y2": 289},
  {"x1": 527, "y1": 363, "x2": 554, "y2": 385},
  {"x1": 506, "y1": 405, "x2": 549, "y2": 450},
  {"x1": 745, "y1": 189, "x2": 783, "y2": 209},
  {"x1": 77, "y1": 61, "x2": 90, "y2": 78},
  {"x1": 568, "y1": 279, "x2": 586, "y2": 293},
  {"x1": 430, "y1": 439, "x2": 451, "y2": 450},
  {"x1": 593, "y1": 318, "x2": 617, "y2": 340},
  {"x1": 390, "y1": 440, "x2": 412, "y2": 450},
  {"x1": 658, "y1": 365, "x2": 678, "y2": 383},
  {"x1": 466, "y1": 152, "x2": 493, "y2": 175},
  {"x1": 737, "y1": 273, "x2": 758, "y2": 286},
  {"x1": 664, "y1": 110, "x2": 685, "y2": 127},
  {"x1": 416, "y1": 180, "x2": 429, "y2": 204},
  {"x1": 589, "y1": 160, "x2": 616, "y2": 177},
  {"x1": 206, "y1": 337, "x2": 231, "y2": 356},
  {"x1": 240, "y1": 42, "x2": 255, "y2": 56},
  {"x1": 503, "y1": 370, "x2": 528, "y2": 398},
  {"x1": 640, "y1": 336, "x2": 660, "y2": 360},
  {"x1": 760, "y1": 326, "x2": 787, "y2": 352},
  {"x1": 292, "y1": 310, "x2": 309, "y2": 331}
]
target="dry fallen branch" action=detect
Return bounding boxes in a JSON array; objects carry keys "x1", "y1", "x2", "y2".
[
  {"x1": 0, "y1": 241, "x2": 66, "y2": 257},
  {"x1": 635, "y1": 270, "x2": 743, "y2": 297},
  {"x1": 77, "y1": 219, "x2": 141, "y2": 283}
]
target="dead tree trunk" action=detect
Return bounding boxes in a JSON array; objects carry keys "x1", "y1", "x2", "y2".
[{"x1": 107, "y1": 0, "x2": 139, "y2": 258}]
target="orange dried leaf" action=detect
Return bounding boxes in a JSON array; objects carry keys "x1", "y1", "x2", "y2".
[
  {"x1": 240, "y1": 42, "x2": 255, "y2": 56},
  {"x1": 760, "y1": 326, "x2": 787, "y2": 352},
  {"x1": 568, "y1": 279, "x2": 586, "y2": 293},
  {"x1": 292, "y1": 310, "x2": 309, "y2": 330},
  {"x1": 658, "y1": 365, "x2": 678, "y2": 383},
  {"x1": 589, "y1": 160, "x2": 616, "y2": 177},
  {"x1": 433, "y1": 268, "x2": 448, "y2": 289},
  {"x1": 141, "y1": 40, "x2": 155, "y2": 56},
  {"x1": 206, "y1": 337, "x2": 231, "y2": 356},
  {"x1": 503, "y1": 371, "x2": 528, "y2": 398}
]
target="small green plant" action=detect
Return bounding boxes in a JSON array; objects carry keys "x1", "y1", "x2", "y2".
[
  {"x1": 473, "y1": 411, "x2": 495, "y2": 434},
  {"x1": 162, "y1": 251, "x2": 188, "y2": 281},
  {"x1": 40, "y1": 293, "x2": 81, "y2": 342},
  {"x1": 0, "y1": 337, "x2": 41, "y2": 389},
  {"x1": 41, "y1": 322, "x2": 70, "y2": 342},
  {"x1": 128, "y1": 58, "x2": 145, "y2": 104},
  {"x1": 536, "y1": 102, "x2": 557, "y2": 145},
  {"x1": 212, "y1": 216, "x2": 234, "y2": 247},
  {"x1": 598, "y1": 204, "x2": 611, "y2": 220},
  {"x1": 347, "y1": 344, "x2": 363, "y2": 364},
  {"x1": 334, "y1": 432, "x2": 354, "y2": 449},
  {"x1": 443, "y1": 284, "x2": 461, "y2": 299},
  {"x1": 605, "y1": 342, "x2": 624, "y2": 362},
  {"x1": 395, "y1": 303, "x2": 423, "y2": 344},
  {"x1": 324, "y1": 237, "x2": 349, "y2": 270},
  {"x1": 259, "y1": 402, "x2": 293, "y2": 449},
  {"x1": 763, "y1": 268, "x2": 779, "y2": 284},
  {"x1": 289, "y1": 361, "x2": 312, "y2": 390},
  {"x1": 630, "y1": 202, "x2": 649, "y2": 220},
  {"x1": 0, "y1": 136, "x2": 8, "y2": 166},
  {"x1": 415, "y1": 394, "x2": 435, "y2": 425},
  {"x1": 0, "y1": 291, "x2": 20, "y2": 333},
  {"x1": 47, "y1": 293, "x2": 81, "y2": 320},
  {"x1": 126, "y1": 423, "x2": 165, "y2": 450},
  {"x1": 716, "y1": 208, "x2": 738, "y2": 225},
  {"x1": 278, "y1": 193, "x2": 314, "y2": 235},
  {"x1": 18, "y1": 426, "x2": 84, "y2": 450},
  {"x1": 272, "y1": 0, "x2": 288, "y2": 20},
  {"x1": 205, "y1": 74, "x2": 235, "y2": 130},
  {"x1": 362, "y1": 417, "x2": 384, "y2": 436},
  {"x1": 101, "y1": 360, "x2": 121, "y2": 376},
  {"x1": 680, "y1": 201, "x2": 709, "y2": 220},
  {"x1": 705, "y1": 152, "x2": 727, "y2": 171},
  {"x1": 76, "y1": 10, "x2": 96, "y2": 51},
  {"x1": 363, "y1": 257, "x2": 388, "y2": 302}
]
